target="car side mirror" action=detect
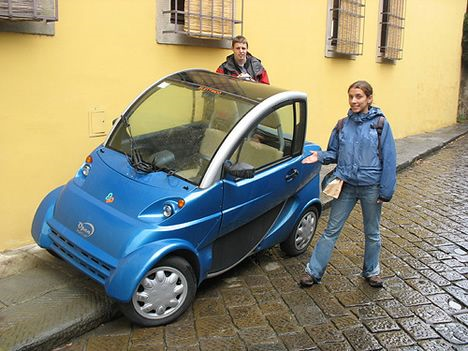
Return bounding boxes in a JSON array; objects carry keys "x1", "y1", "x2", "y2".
[{"x1": 224, "y1": 161, "x2": 255, "y2": 179}]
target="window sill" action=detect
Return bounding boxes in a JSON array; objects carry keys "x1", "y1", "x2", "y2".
[{"x1": 0, "y1": 19, "x2": 55, "y2": 35}]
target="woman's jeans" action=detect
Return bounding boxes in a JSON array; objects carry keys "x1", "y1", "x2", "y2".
[{"x1": 306, "y1": 183, "x2": 382, "y2": 281}]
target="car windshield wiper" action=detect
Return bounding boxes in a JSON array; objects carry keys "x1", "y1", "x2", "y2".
[
  {"x1": 122, "y1": 115, "x2": 154, "y2": 173},
  {"x1": 158, "y1": 167, "x2": 177, "y2": 176}
]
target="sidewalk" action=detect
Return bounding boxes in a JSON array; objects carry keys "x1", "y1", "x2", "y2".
[{"x1": 1, "y1": 122, "x2": 467, "y2": 351}]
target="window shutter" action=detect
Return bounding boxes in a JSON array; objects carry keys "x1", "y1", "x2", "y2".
[{"x1": 184, "y1": 0, "x2": 236, "y2": 39}]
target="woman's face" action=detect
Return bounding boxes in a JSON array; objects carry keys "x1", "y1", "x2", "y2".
[{"x1": 348, "y1": 87, "x2": 373, "y2": 114}]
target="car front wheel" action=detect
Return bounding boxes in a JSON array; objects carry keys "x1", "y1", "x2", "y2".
[
  {"x1": 119, "y1": 256, "x2": 196, "y2": 327},
  {"x1": 280, "y1": 207, "x2": 318, "y2": 256}
]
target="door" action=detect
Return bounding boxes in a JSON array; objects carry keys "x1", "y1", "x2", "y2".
[{"x1": 209, "y1": 101, "x2": 308, "y2": 273}]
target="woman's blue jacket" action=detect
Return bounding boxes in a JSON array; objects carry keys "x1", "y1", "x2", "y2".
[{"x1": 317, "y1": 106, "x2": 397, "y2": 201}]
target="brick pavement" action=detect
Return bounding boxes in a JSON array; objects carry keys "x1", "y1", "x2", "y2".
[{"x1": 54, "y1": 134, "x2": 468, "y2": 350}]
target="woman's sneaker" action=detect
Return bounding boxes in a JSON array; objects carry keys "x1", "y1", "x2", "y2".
[
  {"x1": 366, "y1": 275, "x2": 384, "y2": 288},
  {"x1": 298, "y1": 274, "x2": 318, "y2": 288}
]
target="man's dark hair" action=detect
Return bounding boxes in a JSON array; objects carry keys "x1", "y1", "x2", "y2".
[{"x1": 232, "y1": 35, "x2": 248, "y2": 48}]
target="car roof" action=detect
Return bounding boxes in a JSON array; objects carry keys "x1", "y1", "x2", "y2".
[{"x1": 165, "y1": 69, "x2": 288, "y2": 103}]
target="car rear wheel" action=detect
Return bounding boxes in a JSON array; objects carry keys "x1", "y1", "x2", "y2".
[
  {"x1": 119, "y1": 256, "x2": 196, "y2": 327},
  {"x1": 280, "y1": 207, "x2": 318, "y2": 256}
]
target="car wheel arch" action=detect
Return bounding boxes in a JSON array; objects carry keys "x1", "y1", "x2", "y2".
[
  {"x1": 105, "y1": 239, "x2": 200, "y2": 302},
  {"x1": 165, "y1": 249, "x2": 200, "y2": 285},
  {"x1": 311, "y1": 200, "x2": 322, "y2": 218}
]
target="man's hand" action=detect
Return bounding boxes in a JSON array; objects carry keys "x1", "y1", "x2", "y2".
[
  {"x1": 302, "y1": 151, "x2": 318, "y2": 164},
  {"x1": 238, "y1": 72, "x2": 253, "y2": 80}
]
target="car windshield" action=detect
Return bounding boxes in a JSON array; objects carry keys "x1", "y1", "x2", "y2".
[{"x1": 107, "y1": 78, "x2": 256, "y2": 185}]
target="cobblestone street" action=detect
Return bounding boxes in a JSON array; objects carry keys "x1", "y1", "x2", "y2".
[{"x1": 58, "y1": 135, "x2": 468, "y2": 351}]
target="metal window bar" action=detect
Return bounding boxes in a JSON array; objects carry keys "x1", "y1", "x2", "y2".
[
  {"x1": 329, "y1": 0, "x2": 365, "y2": 56},
  {"x1": 0, "y1": 0, "x2": 58, "y2": 21},
  {"x1": 163, "y1": 0, "x2": 243, "y2": 40},
  {"x1": 379, "y1": 0, "x2": 405, "y2": 60}
]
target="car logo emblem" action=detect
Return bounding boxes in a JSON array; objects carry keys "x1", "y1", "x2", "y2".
[
  {"x1": 105, "y1": 193, "x2": 114, "y2": 203},
  {"x1": 76, "y1": 222, "x2": 95, "y2": 238}
]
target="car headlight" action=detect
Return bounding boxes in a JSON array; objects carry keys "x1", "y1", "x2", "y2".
[
  {"x1": 82, "y1": 164, "x2": 91, "y2": 176},
  {"x1": 162, "y1": 204, "x2": 174, "y2": 218},
  {"x1": 79, "y1": 155, "x2": 93, "y2": 177}
]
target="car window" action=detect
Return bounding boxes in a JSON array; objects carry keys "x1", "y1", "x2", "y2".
[{"x1": 232, "y1": 104, "x2": 296, "y2": 170}]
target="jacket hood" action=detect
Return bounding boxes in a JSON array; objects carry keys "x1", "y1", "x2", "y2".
[
  {"x1": 347, "y1": 106, "x2": 384, "y2": 123},
  {"x1": 224, "y1": 52, "x2": 261, "y2": 63}
]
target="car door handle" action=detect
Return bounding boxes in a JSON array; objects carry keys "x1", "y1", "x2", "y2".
[{"x1": 285, "y1": 169, "x2": 299, "y2": 182}]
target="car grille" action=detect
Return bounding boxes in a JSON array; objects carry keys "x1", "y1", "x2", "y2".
[{"x1": 50, "y1": 230, "x2": 115, "y2": 284}]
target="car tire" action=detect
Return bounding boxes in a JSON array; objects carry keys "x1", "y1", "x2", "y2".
[
  {"x1": 280, "y1": 207, "x2": 318, "y2": 256},
  {"x1": 119, "y1": 256, "x2": 197, "y2": 327}
]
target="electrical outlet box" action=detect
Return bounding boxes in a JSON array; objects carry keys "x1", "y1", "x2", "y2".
[{"x1": 88, "y1": 108, "x2": 107, "y2": 137}]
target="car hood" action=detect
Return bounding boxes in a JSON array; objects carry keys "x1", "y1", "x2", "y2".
[
  {"x1": 78, "y1": 147, "x2": 195, "y2": 215},
  {"x1": 49, "y1": 147, "x2": 196, "y2": 258}
]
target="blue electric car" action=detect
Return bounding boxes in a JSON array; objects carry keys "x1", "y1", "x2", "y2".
[{"x1": 32, "y1": 69, "x2": 322, "y2": 326}]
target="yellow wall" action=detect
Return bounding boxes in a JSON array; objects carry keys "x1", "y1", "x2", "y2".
[{"x1": 0, "y1": 0, "x2": 465, "y2": 250}]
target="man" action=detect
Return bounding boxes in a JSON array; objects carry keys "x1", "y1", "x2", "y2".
[{"x1": 216, "y1": 35, "x2": 270, "y2": 84}]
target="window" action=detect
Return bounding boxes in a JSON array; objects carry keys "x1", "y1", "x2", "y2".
[
  {"x1": 377, "y1": 0, "x2": 405, "y2": 62},
  {"x1": 0, "y1": 0, "x2": 57, "y2": 21},
  {"x1": 0, "y1": 0, "x2": 57, "y2": 35},
  {"x1": 157, "y1": 0, "x2": 243, "y2": 48},
  {"x1": 233, "y1": 104, "x2": 297, "y2": 171},
  {"x1": 325, "y1": 0, "x2": 366, "y2": 58},
  {"x1": 170, "y1": 0, "x2": 185, "y2": 25}
]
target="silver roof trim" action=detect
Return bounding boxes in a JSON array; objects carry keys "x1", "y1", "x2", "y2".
[{"x1": 199, "y1": 90, "x2": 307, "y2": 189}]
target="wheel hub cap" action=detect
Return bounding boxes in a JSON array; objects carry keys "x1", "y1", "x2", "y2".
[{"x1": 132, "y1": 266, "x2": 187, "y2": 320}]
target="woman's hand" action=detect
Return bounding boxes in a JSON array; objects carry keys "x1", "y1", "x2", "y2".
[
  {"x1": 377, "y1": 197, "x2": 389, "y2": 204},
  {"x1": 302, "y1": 151, "x2": 319, "y2": 164}
]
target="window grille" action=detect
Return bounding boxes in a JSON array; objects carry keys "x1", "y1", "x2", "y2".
[
  {"x1": 378, "y1": 0, "x2": 405, "y2": 61},
  {"x1": 326, "y1": 0, "x2": 366, "y2": 58},
  {"x1": 0, "y1": 0, "x2": 57, "y2": 22},
  {"x1": 163, "y1": 0, "x2": 243, "y2": 40}
]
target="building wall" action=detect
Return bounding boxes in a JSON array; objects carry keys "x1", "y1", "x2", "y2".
[{"x1": 0, "y1": 0, "x2": 466, "y2": 250}]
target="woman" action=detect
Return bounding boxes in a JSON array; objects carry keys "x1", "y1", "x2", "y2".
[{"x1": 300, "y1": 81, "x2": 396, "y2": 288}]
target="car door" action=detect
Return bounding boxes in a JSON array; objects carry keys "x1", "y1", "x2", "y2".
[{"x1": 208, "y1": 101, "x2": 308, "y2": 274}]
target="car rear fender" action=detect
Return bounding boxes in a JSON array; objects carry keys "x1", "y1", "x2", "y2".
[
  {"x1": 31, "y1": 186, "x2": 64, "y2": 247},
  {"x1": 106, "y1": 239, "x2": 204, "y2": 302},
  {"x1": 297, "y1": 177, "x2": 323, "y2": 217},
  {"x1": 303, "y1": 198, "x2": 322, "y2": 217}
]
